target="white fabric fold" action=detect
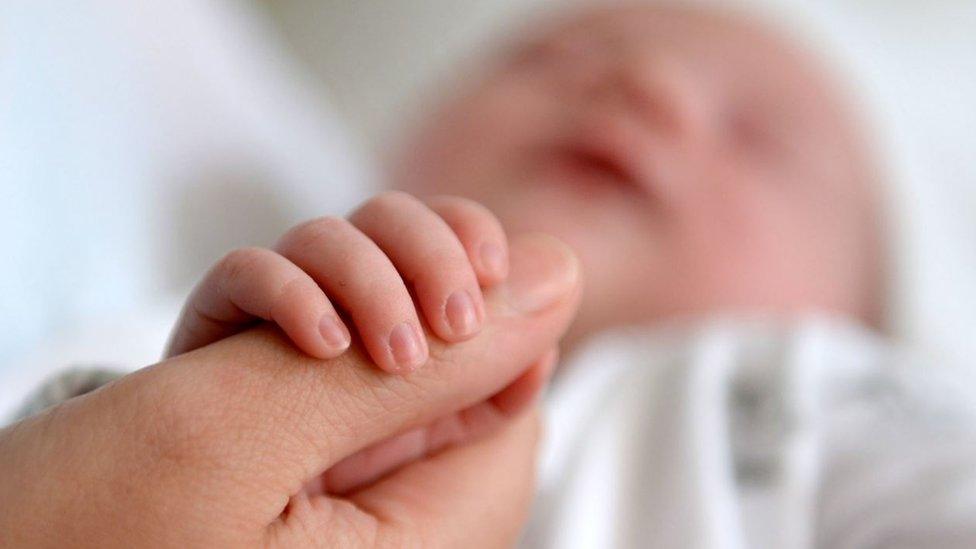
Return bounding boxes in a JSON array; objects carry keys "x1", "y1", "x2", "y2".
[{"x1": 525, "y1": 317, "x2": 976, "y2": 548}]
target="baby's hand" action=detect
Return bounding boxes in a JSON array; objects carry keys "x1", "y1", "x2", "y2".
[{"x1": 165, "y1": 193, "x2": 509, "y2": 373}]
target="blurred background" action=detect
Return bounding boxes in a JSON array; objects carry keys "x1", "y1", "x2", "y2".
[{"x1": 1, "y1": 0, "x2": 974, "y2": 416}]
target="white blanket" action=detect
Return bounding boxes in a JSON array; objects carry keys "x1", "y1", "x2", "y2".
[
  {"x1": 0, "y1": 0, "x2": 370, "y2": 415},
  {"x1": 525, "y1": 318, "x2": 976, "y2": 548}
]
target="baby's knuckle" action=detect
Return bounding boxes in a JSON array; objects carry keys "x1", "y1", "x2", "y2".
[
  {"x1": 435, "y1": 194, "x2": 496, "y2": 219},
  {"x1": 281, "y1": 216, "x2": 350, "y2": 253},
  {"x1": 431, "y1": 198, "x2": 506, "y2": 247},
  {"x1": 374, "y1": 189, "x2": 417, "y2": 206},
  {"x1": 220, "y1": 246, "x2": 260, "y2": 265},
  {"x1": 217, "y1": 247, "x2": 269, "y2": 279},
  {"x1": 424, "y1": 193, "x2": 464, "y2": 209},
  {"x1": 362, "y1": 190, "x2": 417, "y2": 216},
  {"x1": 420, "y1": 257, "x2": 470, "y2": 284},
  {"x1": 431, "y1": 194, "x2": 480, "y2": 213},
  {"x1": 274, "y1": 273, "x2": 316, "y2": 306},
  {"x1": 465, "y1": 202, "x2": 505, "y2": 233}
]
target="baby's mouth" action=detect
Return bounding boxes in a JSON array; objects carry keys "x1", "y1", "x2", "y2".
[
  {"x1": 546, "y1": 147, "x2": 631, "y2": 188},
  {"x1": 538, "y1": 142, "x2": 646, "y2": 196},
  {"x1": 538, "y1": 117, "x2": 659, "y2": 197}
]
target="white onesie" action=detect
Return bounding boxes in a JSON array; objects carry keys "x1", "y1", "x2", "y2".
[{"x1": 524, "y1": 317, "x2": 976, "y2": 548}]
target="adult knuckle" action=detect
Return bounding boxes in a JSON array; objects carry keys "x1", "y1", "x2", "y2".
[
  {"x1": 346, "y1": 368, "x2": 411, "y2": 425},
  {"x1": 423, "y1": 341, "x2": 469, "y2": 387},
  {"x1": 321, "y1": 498, "x2": 382, "y2": 547},
  {"x1": 131, "y1": 370, "x2": 247, "y2": 474},
  {"x1": 134, "y1": 390, "x2": 212, "y2": 470}
]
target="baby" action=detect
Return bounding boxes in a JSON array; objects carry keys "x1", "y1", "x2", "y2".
[
  {"x1": 164, "y1": 3, "x2": 975, "y2": 545},
  {"x1": 390, "y1": 3, "x2": 882, "y2": 345},
  {"x1": 170, "y1": 3, "x2": 880, "y2": 375}
]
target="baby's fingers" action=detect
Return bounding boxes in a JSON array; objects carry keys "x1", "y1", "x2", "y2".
[
  {"x1": 350, "y1": 192, "x2": 486, "y2": 344},
  {"x1": 276, "y1": 217, "x2": 429, "y2": 373},
  {"x1": 165, "y1": 247, "x2": 350, "y2": 360},
  {"x1": 426, "y1": 195, "x2": 509, "y2": 286}
]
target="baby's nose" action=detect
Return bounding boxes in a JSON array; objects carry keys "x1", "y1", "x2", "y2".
[{"x1": 592, "y1": 54, "x2": 707, "y2": 143}]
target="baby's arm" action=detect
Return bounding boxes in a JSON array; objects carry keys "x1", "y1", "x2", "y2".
[{"x1": 165, "y1": 193, "x2": 510, "y2": 373}]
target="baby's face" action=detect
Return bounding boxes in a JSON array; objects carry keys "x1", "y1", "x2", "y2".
[{"x1": 393, "y1": 5, "x2": 878, "y2": 337}]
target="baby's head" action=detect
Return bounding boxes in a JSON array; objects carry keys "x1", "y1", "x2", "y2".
[{"x1": 391, "y1": 3, "x2": 881, "y2": 339}]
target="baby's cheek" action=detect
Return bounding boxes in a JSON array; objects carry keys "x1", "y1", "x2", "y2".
[{"x1": 669, "y1": 183, "x2": 789, "y2": 304}]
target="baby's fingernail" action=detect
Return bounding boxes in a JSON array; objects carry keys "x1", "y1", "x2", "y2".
[
  {"x1": 503, "y1": 234, "x2": 579, "y2": 314},
  {"x1": 480, "y1": 242, "x2": 508, "y2": 280},
  {"x1": 446, "y1": 290, "x2": 480, "y2": 338},
  {"x1": 319, "y1": 315, "x2": 351, "y2": 351},
  {"x1": 389, "y1": 322, "x2": 426, "y2": 371}
]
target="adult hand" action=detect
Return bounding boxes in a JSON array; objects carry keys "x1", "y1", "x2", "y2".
[{"x1": 0, "y1": 235, "x2": 580, "y2": 548}]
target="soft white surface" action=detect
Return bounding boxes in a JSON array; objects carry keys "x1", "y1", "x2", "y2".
[
  {"x1": 525, "y1": 318, "x2": 976, "y2": 548},
  {"x1": 0, "y1": 0, "x2": 372, "y2": 416}
]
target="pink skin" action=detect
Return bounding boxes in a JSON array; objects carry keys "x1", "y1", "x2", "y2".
[
  {"x1": 390, "y1": 4, "x2": 881, "y2": 349},
  {"x1": 165, "y1": 192, "x2": 555, "y2": 493},
  {"x1": 166, "y1": 192, "x2": 509, "y2": 373},
  {"x1": 165, "y1": 4, "x2": 881, "y2": 494}
]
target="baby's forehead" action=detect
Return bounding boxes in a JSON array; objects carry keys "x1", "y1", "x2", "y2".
[
  {"x1": 511, "y1": 5, "x2": 803, "y2": 70},
  {"x1": 496, "y1": 5, "x2": 871, "y2": 178},
  {"x1": 508, "y1": 5, "x2": 837, "y2": 106}
]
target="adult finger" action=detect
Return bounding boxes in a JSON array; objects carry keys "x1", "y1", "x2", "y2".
[
  {"x1": 318, "y1": 347, "x2": 558, "y2": 494},
  {"x1": 269, "y1": 409, "x2": 544, "y2": 548}
]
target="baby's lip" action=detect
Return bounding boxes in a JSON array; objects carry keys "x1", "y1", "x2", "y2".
[{"x1": 543, "y1": 144, "x2": 637, "y2": 191}]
